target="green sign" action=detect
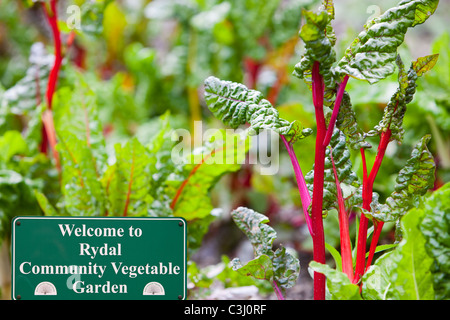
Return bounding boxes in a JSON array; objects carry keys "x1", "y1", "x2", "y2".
[{"x1": 11, "y1": 216, "x2": 186, "y2": 300}]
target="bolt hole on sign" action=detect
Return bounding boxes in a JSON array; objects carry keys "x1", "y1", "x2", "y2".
[{"x1": 11, "y1": 217, "x2": 186, "y2": 300}]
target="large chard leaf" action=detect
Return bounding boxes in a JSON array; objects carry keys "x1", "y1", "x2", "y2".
[
  {"x1": 366, "y1": 200, "x2": 435, "y2": 299},
  {"x1": 56, "y1": 132, "x2": 105, "y2": 216},
  {"x1": 419, "y1": 183, "x2": 450, "y2": 300},
  {"x1": 363, "y1": 186, "x2": 449, "y2": 300},
  {"x1": 167, "y1": 130, "x2": 249, "y2": 221},
  {"x1": 367, "y1": 135, "x2": 435, "y2": 222},
  {"x1": 52, "y1": 77, "x2": 110, "y2": 216},
  {"x1": 146, "y1": 114, "x2": 178, "y2": 218},
  {"x1": 335, "y1": 0, "x2": 439, "y2": 84},
  {"x1": 146, "y1": 116, "x2": 250, "y2": 249},
  {"x1": 204, "y1": 76, "x2": 312, "y2": 142},
  {"x1": 361, "y1": 254, "x2": 393, "y2": 300},
  {"x1": 53, "y1": 85, "x2": 108, "y2": 175},
  {"x1": 230, "y1": 207, "x2": 300, "y2": 292},
  {"x1": 106, "y1": 138, "x2": 155, "y2": 217},
  {"x1": 369, "y1": 54, "x2": 439, "y2": 142}
]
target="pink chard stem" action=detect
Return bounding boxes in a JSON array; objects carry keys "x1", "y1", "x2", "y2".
[
  {"x1": 323, "y1": 74, "x2": 349, "y2": 147},
  {"x1": 281, "y1": 135, "x2": 313, "y2": 236},
  {"x1": 310, "y1": 61, "x2": 327, "y2": 300},
  {"x1": 272, "y1": 281, "x2": 285, "y2": 300},
  {"x1": 329, "y1": 146, "x2": 353, "y2": 280}
]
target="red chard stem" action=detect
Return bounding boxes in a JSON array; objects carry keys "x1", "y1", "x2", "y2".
[
  {"x1": 311, "y1": 61, "x2": 327, "y2": 300},
  {"x1": 323, "y1": 75, "x2": 349, "y2": 147},
  {"x1": 40, "y1": 0, "x2": 63, "y2": 170},
  {"x1": 354, "y1": 129, "x2": 392, "y2": 284},
  {"x1": 329, "y1": 146, "x2": 353, "y2": 280},
  {"x1": 281, "y1": 135, "x2": 313, "y2": 236}
]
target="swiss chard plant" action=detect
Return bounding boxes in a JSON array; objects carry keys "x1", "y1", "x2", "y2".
[
  {"x1": 230, "y1": 207, "x2": 300, "y2": 300},
  {"x1": 203, "y1": 0, "x2": 444, "y2": 300}
]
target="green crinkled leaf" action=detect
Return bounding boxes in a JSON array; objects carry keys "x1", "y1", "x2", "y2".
[
  {"x1": 367, "y1": 135, "x2": 435, "y2": 222},
  {"x1": 214, "y1": 255, "x2": 273, "y2": 292},
  {"x1": 146, "y1": 115, "x2": 178, "y2": 218},
  {"x1": 419, "y1": 182, "x2": 450, "y2": 300},
  {"x1": 230, "y1": 207, "x2": 300, "y2": 290},
  {"x1": 293, "y1": 9, "x2": 337, "y2": 88},
  {"x1": 204, "y1": 76, "x2": 312, "y2": 141},
  {"x1": 231, "y1": 207, "x2": 276, "y2": 256},
  {"x1": 309, "y1": 261, "x2": 362, "y2": 300},
  {"x1": 335, "y1": 92, "x2": 372, "y2": 150},
  {"x1": 23, "y1": 103, "x2": 44, "y2": 155},
  {"x1": 231, "y1": 255, "x2": 274, "y2": 282},
  {"x1": 368, "y1": 55, "x2": 414, "y2": 141},
  {"x1": 146, "y1": 115, "x2": 246, "y2": 250},
  {"x1": 56, "y1": 132, "x2": 105, "y2": 216},
  {"x1": 168, "y1": 130, "x2": 249, "y2": 221},
  {"x1": 0, "y1": 129, "x2": 54, "y2": 240},
  {"x1": 305, "y1": 128, "x2": 360, "y2": 211},
  {"x1": 379, "y1": 204, "x2": 435, "y2": 299},
  {"x1": 292, "y1": 3, "x2": 370, "y2": 149},
  {"x1": 369, "y1": 54, "x2": 438, "y2": 142},
  {"x1": 361, "y1": 252, "x2": 396, "y2": 300},
  {"x1": 53, "y1": 85, "x2": 108, "y2": 175},
  {"x1": 107, "y1": 138, "x2": 154, "y2": 217},
  {"x1": 272, "y1": 246, "x2": 301, "y2": 289},
  {"x1": 335, "y1": 0, "x2": 439, "y2": 84},
  {"x1": 292, "y1": 3, "x2": 339, "y2": 112}
]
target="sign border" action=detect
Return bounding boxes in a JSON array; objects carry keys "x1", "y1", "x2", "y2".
[{"x1": 11, "y1": 216, "x2": 187, "y2": 300}]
